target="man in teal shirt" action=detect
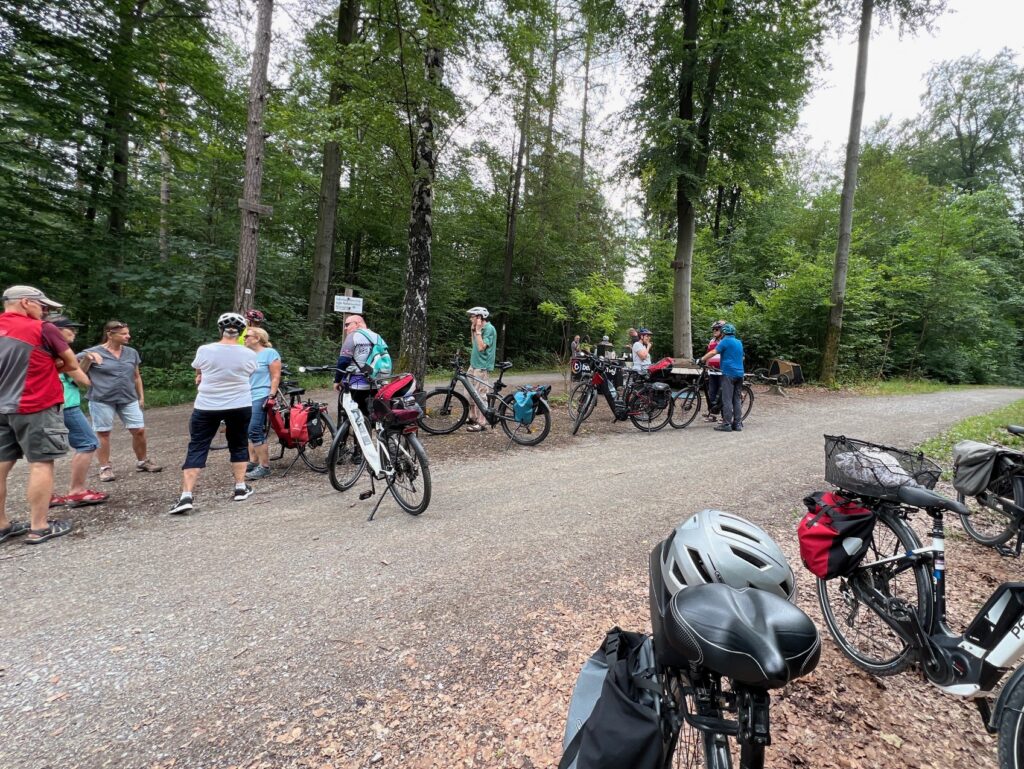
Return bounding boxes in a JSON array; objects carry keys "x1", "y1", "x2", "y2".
[{"x1": 466, "y1": 306, "x2": 496, "y2": 431}]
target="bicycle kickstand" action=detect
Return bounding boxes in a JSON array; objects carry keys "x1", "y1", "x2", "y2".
[
  {"x1": 361, "y1": 475, "x2": 387, "y2": 522},
  {"x1": 279, "y1": 447, "x2": 304, "y2": 478}
]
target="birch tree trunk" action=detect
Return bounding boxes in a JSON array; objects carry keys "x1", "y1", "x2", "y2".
[
  {"x1": 234, "y1": 0, "x2": 274, "y2": 314},
  {"x1": 400, "y1": 0, "x2": 444, "y2": 387},
  {"x1": 821, "y1": 0, "x2": 873, "y2": 385},
  {"x1": 308, "y1": 0, "x2": 360, "y2": 330}
]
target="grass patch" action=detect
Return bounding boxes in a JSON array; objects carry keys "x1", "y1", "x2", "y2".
[
  {"x1": 851, "y1": 378, "x2": 973, "y2": 396},
  {"x1": 144, "y1": 388, "x2": 197, "y2": 408},
  {"x1": 918, "y1": 398, "x2": 1024, "y2": 465}
]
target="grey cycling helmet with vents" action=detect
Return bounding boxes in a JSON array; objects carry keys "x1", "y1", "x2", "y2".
[
  {"x1": 217, "y1": 312, "x2": 247, "y2": 335},
  {"x1": 656, "y1": 509, "x2": 796, "y2": 601}
]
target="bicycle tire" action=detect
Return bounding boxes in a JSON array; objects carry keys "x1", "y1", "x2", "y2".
[
  {"x1": 327, "y1": 420, "x2": 366, "y2": 491},
  {"x1": 497, "y1": 396, "x2": 552, "y2": 446},
  {"x1": 628, "y1": 387, "x2": 671, "y2": 432},
  {"x1": 664, "y1": 675, "x2": 740, "y2": 769},
  {"x1": 817, "y1": 511, "x2": 933, "y2": 676},
  {"x1": 417, "y1": 388, "x2": 469, "y2": 435},
  {"x1": 957, "y1": 489, "x2": 1018, "y2": 547},
  {"x1": 299, "y1": 409, "x2": 336, "y2": 473},
  {"x1": 385, "y1": 432, "x2": 431, "y2": 515},
  {"x1": 669, "y1": 387, "x2": 702, "y2": 429},
  {"x1": 739, "y1": 385, "x2": 754, "y2": 422},
  {"x1": 998, "y1": 676, "x2": 1024, "y2": 769},
  {"x1": 572, "y1": 386, "x2": 597, "y2": 436},
  {"x1": 567, "y1": 381, "x2": 596, "y2": 421}
]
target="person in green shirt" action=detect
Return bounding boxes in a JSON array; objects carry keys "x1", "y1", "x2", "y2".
[{"x1": 466, "y1": 306, "x2": 497, "y2": 431}]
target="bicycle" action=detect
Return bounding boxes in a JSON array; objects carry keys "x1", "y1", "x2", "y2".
[
  {"x1": 261, "y1": 365, "x2": 336, "y2": 474},
  {"x1": 416, "y1": 351, "x2": 552, "y2": 447},
  {"x1": 302, "y1": 366, "x2": 430, "y2": 519},
  {"x1": 648, "y1": 560, "x2": 821, "y2": 768},
  {"x1": 667, "y1": 361, "x2": 753, "y2": 430},
  {"x1": 955, "y1": 425, "x2": 1024, "y2": 556},
  {"x1": 813, "y1": 434, "x2": 1024, "y2": 769},
  {"x1": 567, "y1": 352, "x2": 672, "y2": 435}
]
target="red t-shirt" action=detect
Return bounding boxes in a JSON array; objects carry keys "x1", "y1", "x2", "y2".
[
  {"x1": 705, "y1": 338, "x2": 721, "y2": 370},
  {"x1": 0, "y1": 312, "x2": 68, "y2": 414}
]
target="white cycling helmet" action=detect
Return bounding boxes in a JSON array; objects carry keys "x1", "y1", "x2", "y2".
[
  {"x1": 217, "y1": 312, "x2": 247, "y2": 334},
  {"x1": 656, "y1": 510, "x2": 796, "y2": 601},
  {"x1": 466, "y1": 306, "x2": 489, "y2": 319}
]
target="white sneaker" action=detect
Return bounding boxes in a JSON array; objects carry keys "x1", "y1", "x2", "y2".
[
  {"x1": 233, "y1": 484, "x2": 254, "y2": 502},
  {"x1": 169, "y1": 494, "x2": 194, "y2": 515}
]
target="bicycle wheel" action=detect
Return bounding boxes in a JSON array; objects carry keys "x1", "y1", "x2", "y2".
[
  {"x1": 567, "y1": 382, "x2": 598, "y2": 421},
  {"x1": 739, "y1": 385, "x2": 754, "y2": 422},
  {"x1": 958, "y1": 487, "x2": 1018, "y2": 547},
  {"x1": 628, "y1": 387, "x2": 670, "y2": 432},
  {"x1": 417, "y1": 388, "x2": 469, "y2": 434},
  {"x1": 998, "y1": 676, "x2": 1024, "y2": 769},
  {"x1": 299, "y1": 409, "x2": 337, "y2": 473},
  {"x1": 572, "y1": 386, "x2": 598, "y2": 436},
  {"x1": 669, "y1": 387, "x2": 702, "y2": 429},
  {"x1": 327, "y1": 420, "x2": 366, "y2": 491},
  {"x1": 497, "y1": 396, "x2": 552, "y2": 446},
  {"x1": 664, "y1": 675, "x2": 738, "y2": 769},
  {"x1": 817, "y1": 512, "x2": 933, "y2": 676},
  {"x1": 385, "y1": 432, "x2": 431, "y2": 515}
]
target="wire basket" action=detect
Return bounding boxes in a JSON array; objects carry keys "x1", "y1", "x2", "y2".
[{"x1": 824, "y1": 435, "x2": 941, "y2": 501}]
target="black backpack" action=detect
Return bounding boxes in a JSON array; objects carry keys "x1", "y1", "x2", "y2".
[{"x1": 559, "y1": 628, "x2": 666, "y2": 769}]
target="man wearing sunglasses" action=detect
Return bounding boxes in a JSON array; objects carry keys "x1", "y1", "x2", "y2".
[{"x1": 0, "y1": 285, "x2": 81, "y2": 544}]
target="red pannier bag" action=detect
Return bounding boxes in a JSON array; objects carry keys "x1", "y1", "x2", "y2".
[
  {"x1": 288, "y1": 403, "x2": 325, "y2": 446},
  {"x1": 266, "y1": 399, "x2": 294, "y2": 447},
  {"x1": 797, "y1": 491, "x2": 876, "y2": 579}
]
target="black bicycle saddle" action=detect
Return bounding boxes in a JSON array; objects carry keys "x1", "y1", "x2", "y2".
[
  {"x1": 660, "y1": 583, "x2": 820, "y2": 689},
  {"x1": 897, "y1": 484, "x2": 968, "y2": 514},
  {"x1": 498, "y1": 361, "x2": 513, "y2": 371}
]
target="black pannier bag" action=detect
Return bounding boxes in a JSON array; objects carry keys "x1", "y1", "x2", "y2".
[
  {"x1": 559, "y1": 628, "x2": 666, "y2": 769},
  {"x1": 952, "y1": 440, "x2": 999, "y2": 498}
]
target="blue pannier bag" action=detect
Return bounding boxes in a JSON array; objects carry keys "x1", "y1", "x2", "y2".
[{"x1": 513, "y1": 385, "x2": 550, "y2": 425}]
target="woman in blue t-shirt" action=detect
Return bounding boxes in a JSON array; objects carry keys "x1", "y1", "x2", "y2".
[{"x1": 243, "y1": 327, "x2": 282, "y2": 479}]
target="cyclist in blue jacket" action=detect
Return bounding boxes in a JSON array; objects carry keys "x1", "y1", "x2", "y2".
[{"x1": 699, "y1": 323, "x2": 744, "y2": 432}]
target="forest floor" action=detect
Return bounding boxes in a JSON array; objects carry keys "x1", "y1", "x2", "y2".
[{"x1": 1, "y1": 384, "x2": 1022, "y2": 769}]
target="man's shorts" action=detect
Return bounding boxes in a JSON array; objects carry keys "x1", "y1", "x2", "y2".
[
  {"x1": 0, "y1": 406, "x2": 70, "y2": 463},
  {"x1": 89, "y1": 400, "x2": 145, "y2": 432},
  {"x1": 64, "y1": 405, "x2": 100, "y2": 453}
]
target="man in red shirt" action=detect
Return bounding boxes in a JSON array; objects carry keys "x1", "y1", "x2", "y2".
[{"x1": 0, "y1": 285, "x2": 81, "y2": 544}]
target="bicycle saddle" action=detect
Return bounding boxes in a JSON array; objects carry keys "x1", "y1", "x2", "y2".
[
  {"x1": 498, "y1": 361, "x2": 513, "y2": 371},
  {"x1": 897, "y1": 484, "x2": 968, "y2": 514},
  {"x1": 660, "y1": 583, "x2": 820, "y2": 689},
  {"x1": 284, "y1": 385, "x2": 305, "y2": 396},
  {"x1": 1008, "y1": 425, "x2": 1024, "y2": 436}
]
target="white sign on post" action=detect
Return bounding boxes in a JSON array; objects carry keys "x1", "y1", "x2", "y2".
[{"x1": 334, "y1": 295, "x2": 364, "y2": 314}]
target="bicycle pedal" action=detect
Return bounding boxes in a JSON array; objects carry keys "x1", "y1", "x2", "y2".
[{"x1": 359, "y1": 490, "x2": 375, "y2": 500}]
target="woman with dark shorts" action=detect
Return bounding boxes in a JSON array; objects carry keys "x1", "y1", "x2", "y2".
[{"x1": 168, "y1": 313, "x2": 257, "y2": 515}]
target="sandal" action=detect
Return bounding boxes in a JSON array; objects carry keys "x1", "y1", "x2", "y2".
[
  {"x1": 0, "y1": 521, "x2": 30, "y2": 543},
  {"x1": 65, "y1": 489, "x2": 109, "y2": 508},
  {"x1": 49, "y1": 494, "x2": 68, "y2": 508},
  {"x1": 466, "y1": 423, "x2": 485, "y2": 432},
  {"x1": 25, "y1": 519, "x2": 72, "y2": 544}
]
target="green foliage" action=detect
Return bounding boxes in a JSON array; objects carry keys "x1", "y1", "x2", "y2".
[{"x1": 918, "y1": 399, "x2": 1024, "y2": 463}]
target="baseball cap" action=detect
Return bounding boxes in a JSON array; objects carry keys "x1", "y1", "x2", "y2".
[
  {"x1": 3, "y1": 285, "x2": 63, "y2": 308},
  {"x1": 46, "y1": 315, "x2": 82, "y2": 329}
]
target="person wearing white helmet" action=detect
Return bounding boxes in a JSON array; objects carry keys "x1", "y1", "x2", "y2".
[
  {"x1": 465, "y1": 306, "x2": 496, "y2": 431},
  {"x1": 168, "y1": 312, "x2": 258, "y2": 515}
]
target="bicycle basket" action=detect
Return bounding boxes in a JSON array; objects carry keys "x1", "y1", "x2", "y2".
[{"x1": 824, "y1": 435, "x2": 941, "y2": 501}]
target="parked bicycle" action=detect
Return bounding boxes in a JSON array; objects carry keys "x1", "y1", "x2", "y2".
[
  {"x1": 301, "y1": 365, "x2": 431, "y2": 519},
  {"x1": 952, "y1": 425, "x2": 1024, "y2": 556},
  {"x1": 812, "y1": 435, "x2": 1024, "y2": 769},
  {"x1": 567, "y1": 352, "x2": 672, "y2": 435},
  {"x1": 260, "y1": 365, "x2": 336, "y2": 474},
  {"x1": 417, "y1": 351, "x2": 552, "y2": 447},
  {"x1": 668, "y1": 361, "x2": 753, "y2": 430}
]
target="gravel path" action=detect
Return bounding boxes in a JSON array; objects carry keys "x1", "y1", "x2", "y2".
[{"x1": 1, "y1": 386, "x2": 1021, "y2": 769}]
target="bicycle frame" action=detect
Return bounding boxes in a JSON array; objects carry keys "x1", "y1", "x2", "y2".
[
  {"x1": 339, "y1": 389, "x2": 393, "y2": 480},
  {"x1": 443, "y1": 355, "x2": 512, "y2": 425}
]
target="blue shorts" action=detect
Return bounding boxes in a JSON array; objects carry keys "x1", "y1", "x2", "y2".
[
  {"x1": 89, "y1": 400, "x2": 145, "y2": 432},
  {"x1": 64, "y1": 406, "x2": 99, "y2": 453},
  {"x1": 248, "y1": 397, "x2": 270, "y2": 445}
]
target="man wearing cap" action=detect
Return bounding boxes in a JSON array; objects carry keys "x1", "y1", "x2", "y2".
[
  {"x1": 465, "y1": 307, "x2": 496, "y2": 431},
  {"x1": 632, "y1": 328, "x2": 654, "y2": 373},
  {"x1": 0, "y1": 286, "x2": 80, "y2": 544},
  {"x1": 48, "y1": 316, "x2": 108, "y2": 509}
]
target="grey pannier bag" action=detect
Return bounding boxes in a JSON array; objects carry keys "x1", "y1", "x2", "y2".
[{"x1": 952, "y1": 440, "x2": 999, "y2": 498}]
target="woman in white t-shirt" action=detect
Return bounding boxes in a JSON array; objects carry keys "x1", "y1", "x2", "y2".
[{"x1": 168, "y1": 313, "x2": 258, "y2": 515}]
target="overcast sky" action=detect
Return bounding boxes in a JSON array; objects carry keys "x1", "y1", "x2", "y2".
[{"x1": 800, "y1": 0, "x2": 1024, "y2": 155}]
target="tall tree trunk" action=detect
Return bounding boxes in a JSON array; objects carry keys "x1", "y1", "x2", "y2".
[
  {"x1": 400, "y1": 0, "x2": 444, "y2": 387},
  {"x1": 107, "y1": 0, "x2": 146, "y2": 239},
  {"x1": 821, "y1": 0, "x2": 873, "y2": 385},
  {"x1": 577, "y1": 26, "x2": 591, "y2": 188},
  {"x1": 235, "y1": 0, "x2": 274, "y2": 314},
  {"x1": 308, "y1": 0, "x2": 361, "y2": 331},
  {"x1": 158, "y1": 68, "x2": 171, "y2": 262},
  {"x1": 540, "y1": 3, "x2": 559, "y2": 198}
]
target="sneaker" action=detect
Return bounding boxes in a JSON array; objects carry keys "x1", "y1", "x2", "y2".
[
  {"x1": 713, "y1": 423, "x2": 733, "y2": 432},
  {"x1": 733, "y1": 423, "x2": 743, "y2": 431},
  {"x1": 169, "y1": 494, "x2": 194, "y2": 515},
  {"x1": 245, "y1": 461, "x2": 258, "y2": 473},
  {"x1": 233, "y1": 484, "x2": 254, "y2": 502},
  {"x1": 99, "y1": 466, "x2": 116, "y2": 482},
  {"x1": 136, "y1": 458, "x2": 162, "y2": 473},
  {"x1": 702, "y1": 414, "x2": 718, "y2": 422},
  {"x1": 245, "y1": 465, "x2": 271, "y2": 480}
]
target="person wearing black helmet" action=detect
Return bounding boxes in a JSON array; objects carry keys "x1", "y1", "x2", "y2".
[
  {"x1": 699, "y1": 322, "x2": 744, "y2": 432},
  {"x1": 632, "y1": 328, "x2": 653, "y2": 372},
  {"x1": 168, "y1": 312, "x2": 258, "y2": 515},
  {"x1": 703, "y1": 320, "x2": 727, "y2": 422}
]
